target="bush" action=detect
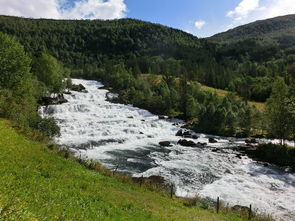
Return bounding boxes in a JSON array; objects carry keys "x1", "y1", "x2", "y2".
[
  {"x1": 36, "y1": 117, "x2": 61, "y2": 138},
  {"x1": 254, "y1": 143, "x2": 295, "y2": 169}
]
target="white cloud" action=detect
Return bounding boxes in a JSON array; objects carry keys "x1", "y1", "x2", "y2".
[
  {"x1": 227, "y1": 0, "x2": 260, "y2": 21},
  {"x1": 194, "y1": 20, "x2": 207, "y2": 30},
  {"x1": 227, "y1": 0, "x2": 295, "y2": 27},
  {"x1": 0, "y1": 0, "x2": 61, "y2": 19},
  {"x1": 0, "y1": 0, "x2": 127, "y2": 20},
  {"x1": 62, "y1": 0, "x2": 127, "y2": 20}
]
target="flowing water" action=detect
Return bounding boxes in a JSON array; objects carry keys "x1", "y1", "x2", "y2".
[{"x1": 40, "y1": 79, "x2": 295, "y2": 221}]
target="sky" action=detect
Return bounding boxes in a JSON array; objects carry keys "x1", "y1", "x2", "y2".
[{"x1": 0, "y1": 0, "x2": 295, "y2": 37}]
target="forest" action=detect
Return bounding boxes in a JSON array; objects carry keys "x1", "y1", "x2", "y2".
[{"x1": 0, "y1": 15, "x2": 295, "y2": 142}]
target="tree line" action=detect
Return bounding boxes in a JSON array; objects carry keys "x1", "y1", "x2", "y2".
[
  {"x1": 0, "y1": 15, "x2": 295, "y2": 141},
  {"x1": 0, "y1": 33, "x2": 68, "y2": 138}
]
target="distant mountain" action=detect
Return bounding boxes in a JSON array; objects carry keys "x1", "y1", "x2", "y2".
[
  {"x1": 0, "y1": 15, "x2": 202, "y2": 68},
  {"x1": 210, "y1": 14, "x2": 295, "y2": 49}
]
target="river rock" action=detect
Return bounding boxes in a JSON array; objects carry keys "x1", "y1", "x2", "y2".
[
  {"x1": 158, "y1": 115, "x2": 168, "y2": 120},
  {"x1": 176, "y1": 129, "x2": 183, "y2": 136},
  {"x1": 159, "y1": 141, "x2": 172, "y2": 147},
  {"x1": 209, "y1": 138, "x2": 218, "y2": 143},
  {"x1": 198, "y1": 142, "x2": 207, "y2": 146},
  {"x1": 39, "y1": 94, "x2": 68, "y2": 106},
  {"x1": 106, "y1": 92, "x2": 120, "y2": 103},
  {"x1": 177, "y1": 139, "x2": 197, "y2": 147},
  {"x1": 232, "y1": 205, "x2": 249, "y2": 212},
  {"x1": 71, "y1": 84, "x2": 87, "y2": 93},
  {"x1": 245, "y1": 138, "x2": 257, "y2": 144}
]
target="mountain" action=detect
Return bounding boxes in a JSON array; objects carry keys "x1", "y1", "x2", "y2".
[
  {"x1": 210, "y1": 14, "x2": 295, "y2": 49},
  {"x1": 0, "y1": 15, "x2": 203, "y2": 69},
  {"x1": 0, "y1": 14, "x2": 294, "y2": 104}
]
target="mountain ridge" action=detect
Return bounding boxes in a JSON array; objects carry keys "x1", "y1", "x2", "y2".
[{"x1": 210, "y1": 14, "x2": 295, "y2": 48}]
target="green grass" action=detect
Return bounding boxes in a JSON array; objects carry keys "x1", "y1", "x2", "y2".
[
  {"x1": 139, "y1": 74, "x2": 265, "y2": 111},
  {"x1": 0, "y1": 119, "x2": 270, "y2": 220},
  {"x1": 197, "y1": 84, "x2": 265, "y2": 111}
]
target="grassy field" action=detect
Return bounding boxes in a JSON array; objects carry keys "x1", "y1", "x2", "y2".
[{"x1": 0, "y1": 119, "x2": 271, "y2": 221}]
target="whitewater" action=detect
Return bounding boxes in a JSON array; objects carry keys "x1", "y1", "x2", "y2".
[{"x1": 40, "y1": 79, "x2": 295, "y2": 221}]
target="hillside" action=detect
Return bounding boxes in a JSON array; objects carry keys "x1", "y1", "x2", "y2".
[
  {"x1": 0, "y1": 15, "x2": 294, "y2": 137},
  {"x1": 0, "y1": 118, "x2": 257, "y2": 221},
  {"x1": 210, "y1": 14, "x2": 295, "y2": 49},
  {"x1": 0, "y1": 15, "x2": 202, "y2": 70}
]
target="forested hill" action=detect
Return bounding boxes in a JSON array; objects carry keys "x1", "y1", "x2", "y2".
[
  {"x1": 210, "y1": 14, "x2": 295, "y2": 49},
  {"x1": 0, "y1": 15, "x2": 203, "y2": 69},
  {"x1": 0, "y1": 14, "x2": 294, "y2": 139}
]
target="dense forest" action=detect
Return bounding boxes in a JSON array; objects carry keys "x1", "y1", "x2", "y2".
[{"x1": 0, "y1": 15, "x2": 295, "y2": 141}]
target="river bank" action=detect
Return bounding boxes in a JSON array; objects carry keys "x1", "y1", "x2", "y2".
[{"x1": 40, "y1": 79, "x2": 295, "y2": 221}]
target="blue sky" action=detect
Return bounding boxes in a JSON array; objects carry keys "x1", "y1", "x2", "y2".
[
  {"x1": 0, "y1": 0, "x2": 295, "y2": 37},
  {"x1": 125, "y1": 0, "x2": 237, "y2": 37}
]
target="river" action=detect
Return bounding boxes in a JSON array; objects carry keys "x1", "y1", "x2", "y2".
[{"x1": 40, "y1": 79, "x2": 295, "y2": 221}]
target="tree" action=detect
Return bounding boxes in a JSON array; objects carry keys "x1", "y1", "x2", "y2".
[
  {"x1": 32, "y1": 53, "x2": 66, "y2": 94},
  {"x1": 265, "y1": 77, "x2": 289, "y2": 144},
  {"x1": 0, "y1": 33, "x2": 40, "y2": 127},
  {"x1": 0, "y1": 33, "x2": 31, "y2": 90}
]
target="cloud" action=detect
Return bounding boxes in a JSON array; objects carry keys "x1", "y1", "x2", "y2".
[
  {"x1": 62, "y1": 0, "x2": 127, "y2": 20},
  {"x1": 227, "y1": 0, "x2": 295, "y2": 27},
  {"x1": 0, "y1": 0, "x2": 61, "y2": 19},
  {"x1": 194, "y1": 20, "x2": 207, "y2": 30},
  {"x1": 0, "y1": 0, "x2": 127, "y2": 20},
  {"x1": 227, "y1": 0, "x2": 260, "y2": 21}
]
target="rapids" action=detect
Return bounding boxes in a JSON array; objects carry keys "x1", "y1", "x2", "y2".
[{"x1": 40, "y1": 79, "x2": 295, "y2": 221}]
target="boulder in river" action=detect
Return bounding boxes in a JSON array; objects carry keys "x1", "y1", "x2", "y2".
[
  {"x1": 71, "y1": 84, "x2": 87, "y2": 93},
  {"x1": 158, "y1": 115, "x2": 168, "y2": 120},
  {"x1": 177, "y1": 139, "x2": 197, "y2": 147},
  {"x1": 106, "y1": 92, "x2": 120, "y2": 103},
  {"x1": 245, "y1": 138, "x2": 257, "y2": 144},
  {"x1": 197, "y1": 142, "x2": 207, "y2": 146},
  {"x1": 231, "y1": 205, "x2": 250, "y2": 213},
  {"x1": 39, "y1": 94, "x2": 68, "y2": 106},
  {"x1": 176, "y1": 129, "x2": 183, "y2": 136},
  {"x1": 64, "y1": 91, "x2": 72, "y2": 95},
  {"x1": 209, "y1": 137, "x2": 218, "y2": 143},
  {"x1": 192, "y1": 135, "x2": 199, "y2": 139},
  {"x1": 159, "y1": 141, "x2": 172, "y2": 147}
]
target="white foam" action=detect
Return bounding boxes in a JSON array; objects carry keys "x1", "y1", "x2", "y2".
[{"x1": 40, "y1": 79, "x2": 295, "y2": 221}]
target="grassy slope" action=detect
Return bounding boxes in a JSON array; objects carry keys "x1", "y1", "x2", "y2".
[
  {"x1": 0, "y1": 119, "x2": 249, "y2": 221},
  {"x1": 197, "y1": 84, "x2": 265, "y2": 111},
  {"x1": 139, "y1": 74, "x2": 265, "y2": 111}
]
